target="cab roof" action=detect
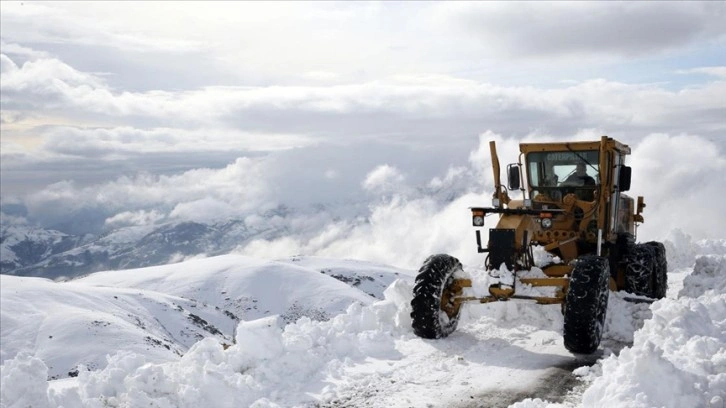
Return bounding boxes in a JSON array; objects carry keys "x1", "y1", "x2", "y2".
[{"x1": 519, "y1": 136, "x2": 631, "y2": 155}]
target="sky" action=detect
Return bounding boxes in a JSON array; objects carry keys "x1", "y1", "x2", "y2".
[{"x1": 1, "y1": 1, "x2": 725, "y2": 259}]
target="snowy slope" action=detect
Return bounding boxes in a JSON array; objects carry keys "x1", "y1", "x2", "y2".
[
  {"x1": 0, "y1": 275, "x2": 233, "y2": 381},
  {"x1": 77, "y1": 255, "x2": 392, "y2": 323},
  {"x1": 0, "y1": 224, "x2": 79, "y2": 272},
  {"x1": 1, "y1": 236, "x2": 725, "y2": 407},
  {"x1": 1, "y1": 255, "x2": 393, "y2": 382}
]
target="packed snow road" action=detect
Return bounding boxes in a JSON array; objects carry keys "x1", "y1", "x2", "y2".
[{"x1": 310, "y1": 281, "x2": 643, "y2": 408}]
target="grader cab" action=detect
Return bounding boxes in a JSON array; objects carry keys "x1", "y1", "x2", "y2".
[{"x1": 410, "y1": 136, "x2": 667, "y2": 354}]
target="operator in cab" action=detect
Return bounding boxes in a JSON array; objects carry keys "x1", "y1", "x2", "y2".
[
  {"x1": 564, "y1": 163, "x2": 595, "y2": 186},
  {"x1": 563, "y1": 162, "x2": 596, "y2": 201}
]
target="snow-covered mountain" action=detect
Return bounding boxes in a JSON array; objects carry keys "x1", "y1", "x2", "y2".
[
  {"x1": 1, "y1": 234, "x2": 724, "y2": 407},
  {"x1": 0, "y1": 223, "x2": 85, "y2": 274},
  {"x1": 1, "y1": 219, "x2": 285, "y2": 279},
  {"x1": 1, "y1": 178, "x2": 471, "y2": 280}
]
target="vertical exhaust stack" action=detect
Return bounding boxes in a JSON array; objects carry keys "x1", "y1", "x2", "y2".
[{"x1": 489, "y1": 141, "x2": 509, "y2": 207}]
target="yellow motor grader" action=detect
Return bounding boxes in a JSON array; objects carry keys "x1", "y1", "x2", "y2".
[{"x1": 410, "y1": 136, "x2": 667, "y2": 354}]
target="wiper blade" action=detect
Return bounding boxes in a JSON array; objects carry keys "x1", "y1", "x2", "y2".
[{"x1": 566, "y1": 144, "x2": 598, "y2": 173}]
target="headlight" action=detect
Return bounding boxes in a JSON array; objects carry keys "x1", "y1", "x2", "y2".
[
  {"x1": 541, "y1": 217, "x2": 553, "y2": 229},
  {"x1": 492, "y1": 198, "x2": 501, "y2": 207},
  {"x1": 473, "y1": 215, "x2": 485, "y2": 226},
  {"x1": 524, "y1": 198, "x2": 532, "y2": 208}
]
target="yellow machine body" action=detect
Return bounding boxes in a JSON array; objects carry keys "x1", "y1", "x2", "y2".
[{"x1": 462, "y1": 136, "x2": 643, "y2": 305}]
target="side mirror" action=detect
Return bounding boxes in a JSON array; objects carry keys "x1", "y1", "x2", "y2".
[
  {"x1": 507, "y1": 163, "x2": 521, "y2": 190},
  {"x1": 619, "y1": 166, "x2": 631, "y2": 191}
]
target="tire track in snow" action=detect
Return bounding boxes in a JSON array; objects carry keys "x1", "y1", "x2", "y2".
[{"x1": 449, "y1": 356, "x2": 600, "y2": 408}]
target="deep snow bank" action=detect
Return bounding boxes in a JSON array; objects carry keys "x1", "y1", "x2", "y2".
[
  {"x1": 663, "y1": 229, "x2": 726, "y2": 270},
  {"x1": 1, "y1": 280, "x2": 414, "y2": 408},
  {"x1": 578, "y1": 253, "x2": 726, "y2": 408}
]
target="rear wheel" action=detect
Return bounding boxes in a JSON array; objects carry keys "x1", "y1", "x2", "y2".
[
  {"x1": 563, "y1": 255, "x2": 610, "y2": 354},
  {"x1": 624, "y1": 244, "x2": 656, "y2": 297},
  {"x1": 646, "y1": 241, "x2": 668, "y2": 299},
  {"x1": 411, "y1": 254, "x2": 464, "y2": 339}
]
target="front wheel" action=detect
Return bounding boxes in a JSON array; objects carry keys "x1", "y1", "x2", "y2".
[
  {"x1": 410, "y1": 254, "x2": 465, "y2": 339},
  {"x1": 563, "y1": 255, "x2": 610, "y2": 354}
]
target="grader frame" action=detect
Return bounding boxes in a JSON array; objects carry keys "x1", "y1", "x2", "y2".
[{"x1": 410, "y1": 136, "x2": 666, "y2": 354}]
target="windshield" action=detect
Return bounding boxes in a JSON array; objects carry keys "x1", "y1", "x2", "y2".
[{"x1": 527, "y1": 150, "x2": 599, "y2": 190}]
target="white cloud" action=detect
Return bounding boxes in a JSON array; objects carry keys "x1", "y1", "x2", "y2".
[
  {"x1": 236, "y1": 133, "x2": 726, "y2": 270},
  {"x1": 3, "y1": 52, "x2": 723, "y2": 145},
  {"x1": 22, "y1": 157, "x2": 274, "y2": 229},
  {"x1": 0, "y1": 56, "x2": 106, "y2": 92},
  {"x1": 437, "y1": 2, "x2": 726, "y2": 59},
  {"x1": 3, "y1": 2, "x2": 723, "y2": 93},
  {"x1": 0, "y1": 41, "x2": 51, "y2": 60},
  {"x1": 628, "y1": 134, "x2": 726, "y2": 241},
  {"x1": 169, "y1": 198, "x2": 237, "y2": 225},
  {"x1": 39, "y1": 126, "x2": 313, "y2": 158},
  {"x1": 0, "y1": 2, "x2": 202, "y2": 53},
  {"x1": 0, "y1": 54, "x2": 18, "y2": 74},
  {"x1": 6, "y1": 130, "x2": 726, "y2": 270},
  {"x1": 362, "y1": 165, "x2": 406, "y2": 193},
  {"x1": 677, "y1": 66, "x2": 726, "y2": 78},
  {"x1": 104, "y1": 210, "x2": 164, "y2": 229},
  {"x1": 302, "y1": 71, "x2": 343, "y2": 82}
]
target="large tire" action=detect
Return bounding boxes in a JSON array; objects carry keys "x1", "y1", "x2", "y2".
[
  {"x1": 646, "y1": 241, "x2": 668, "y2": 299},
  {"x1": 411, "y1": 254, "x2": 464, "y2": 339},
  {"x1": 563, "y1": 255, "x2": 610, "y2": 354},
  {"x1": 608, "y1": 232, "x2": 635, "y2": 280},
  {"x1": 624, "y1": 244, "x2": 656, "y2": 297}
]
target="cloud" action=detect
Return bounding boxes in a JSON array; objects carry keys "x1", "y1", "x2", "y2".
[
  {"x1": 6, "y1": 130, "x2": 726, "y2": 269},
  {"x1": 3, "y1": 2, "x2": 724, "y2": 96},
  {"x1": 628, "y1": 134, "x2": 726, "y2": 241},
  {"x1": 0, "y1": 41, "x2": 51, "y2": 60},
  {"x1": 104, "y1": 210, "x2": 164, "y2": 229},
  {"x1": 3, "y1": 51, "x2": 723, "y2": 145},
  {"x1": 12, "y1": 140, "x2": 458, "y2": 232},
  {"x1": 21, "y1": 157, "x2": 274, "y2": 230},
  {"x1": 677, "y1": 66, "x2": 726, "y2": 78},
  {"x1": 39, "y1": 126, "x2": 312, "y2": 158},
  {"x1": 2, "y1": 47, "x2": 725, "y2": 236},
  {"x1": 236, "y1": 133, "x2": 726, "y2": 270},
  {"x1": 0, "y1": 2, "x2": 202, "y2": 54},
  {"x1": 1, "y1": 55, "x2": 106, "y2": 92},
  {"x1": 302, "y1": 71, "x2": 344, "y2": 82},
  {"x1": 362, "y1": 165, "x2": 406, "y2": 194},
  {"x1": 168, "y1": 198, "x2": 238, "y2": 225},
  {"x1": 0, "y1": 53, "x2": 19, "y2": 74},
  {"x1": 439, "y1": 2, "x2": 726, "y2": 59}
]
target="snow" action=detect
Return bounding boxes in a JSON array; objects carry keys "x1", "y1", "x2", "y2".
[
  {"x1": 579, "y1": 287, "x2": 726, "y2": 408},
  {"x1": 1, "y1": 235, "x2": 725, "y2": 407},
  {"x1": 0, "y1": 255, "x2": 387, "y2": 381},
  {"x1": 0, "y1": 275, "x2": 232, "y2": 380},
  {"x1": 575, "y1": 244, "x2": 726, "y2": 408},
  {"x1": 0, "y1": 224, "x2": 69, "y2": 268},
  {"x1": 77, "y1": 255, "x2": 386, "y2": 323}
]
